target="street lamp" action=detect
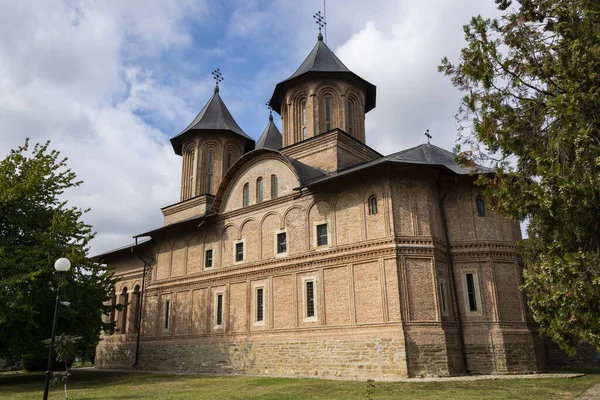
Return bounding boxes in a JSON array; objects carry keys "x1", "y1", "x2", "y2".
[{"x1": 43, "y1": 258, "x2": 71, "y2": 400}]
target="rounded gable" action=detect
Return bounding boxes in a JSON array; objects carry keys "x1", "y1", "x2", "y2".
[{"x1": 214, "y1": 149, "x2": 302, "y2": 214}]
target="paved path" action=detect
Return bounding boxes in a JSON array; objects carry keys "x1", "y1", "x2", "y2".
[{"x1": 577, "y1": 382, "x2": 600, "y2": 400}]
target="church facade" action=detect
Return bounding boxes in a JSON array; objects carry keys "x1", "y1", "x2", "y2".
[{"x1": 94, "y1": 33, "x2": 546, "y2": 378}]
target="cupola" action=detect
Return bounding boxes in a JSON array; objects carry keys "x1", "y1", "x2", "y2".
[
  {"x1": 171, "y1": 82, "x2": 255, "y2": 201},
  {"x1": 268, "y1": 34, "x2": 376, "y2": 147}
]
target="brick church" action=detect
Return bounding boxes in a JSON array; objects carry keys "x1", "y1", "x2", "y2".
[{"x1": 94, "y1": 31, "x2": 547, "y2": 378}]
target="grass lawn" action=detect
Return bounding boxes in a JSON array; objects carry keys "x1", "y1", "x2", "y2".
[{"x1": 0, "y1": 369, "x2": 598, "y2": 400}]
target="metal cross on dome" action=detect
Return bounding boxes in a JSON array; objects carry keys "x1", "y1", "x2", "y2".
[
  {"x1": 265, "y1": 101, "x2": 273, "y2": 115},
  {"x1": 212, "y1": 68, "x2": 224, "y2": 86},
  {"x1": 425, "y1": 129, "x2": 432, "y2": 144},
  {"x1": 313, "y1": 11, "x2": 326, "y2": 34}
]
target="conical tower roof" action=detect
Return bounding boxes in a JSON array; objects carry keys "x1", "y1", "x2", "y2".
[
  {"x1": 269, "y1": 34, "x2": 376, "y2": 114},
  {"x1": 170, "y1": 86, "x2": 254, "y2": 155},
  {"x1": 256, "y1": 114, "x2": 282, "y2": 150}
]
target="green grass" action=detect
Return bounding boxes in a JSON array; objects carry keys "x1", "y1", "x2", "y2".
[{"x1": 0, "y1": 369, "x2": 598, "y2": 400}]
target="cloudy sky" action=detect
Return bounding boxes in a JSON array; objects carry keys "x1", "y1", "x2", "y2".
[{"x1": 0, "y1": 0, "x2": 502, "y2": 255}]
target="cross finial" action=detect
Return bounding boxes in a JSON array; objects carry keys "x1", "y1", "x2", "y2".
[
  {"x1": 212, "y1": 68, "x2": 223, "y2": 92},
  {"x1": 313, "y1": 11, "x2": 326, "y2": 40},
  {"x1": 425, "y1": 129, "x2": 432, "y2": 144},
  {"x1": 265, "y1": 101, "x2": 273, "y2": 121}
]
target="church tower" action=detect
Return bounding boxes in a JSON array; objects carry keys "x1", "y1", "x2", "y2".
[
  {"x1": 170, "y1": 77, "x2": 254, "y2": 201},
  {"x1": 269, "y1": 32, "x2": 376, "y2": 147}
]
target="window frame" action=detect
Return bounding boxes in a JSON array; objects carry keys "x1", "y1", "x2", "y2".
[
  {"x1": 275, "y1": 230, "x2": 287, "y2": 256},
  {"x1": 256, "y1": 177, "x2": 263, "y2": 203},
  {"x1": 204, "y1": 249, "x2": 213, "y2": 269},
  {"x1": 162, "y1": 297, "x2": 171, "y2": 331},
  {"x1": 271, "y1": 175, "x2": 278, "y2": 199},
  {"x1": 253, "y1": 285, "x2": 266, "y2": 326},
  {"x1": 302, "y1": 277, "x2": 318, "y2": 322},
  {"x1": 324, "y1": 95, "x2": 332, "y2": 131},
  {"x1": 368, "y1": 195, "x2": 378, "y2": 215},
  {"x1": 461, "y1": 270, "x2": 483, "y2": 316},
  {"x1": 315, "y1": 222, "x2": 329, "y2": 248},
  {"x1": 233, "y1": 239, "x2": 246, "y2": 264},
  {"x1": 242, "y1": 183, "x2": 249, "y2": 207},
  {"x1": 438, "y1": 279, "x2": 449, "y2": 317},
  {"x1": 213, "y1": 291, "x2": 224, "y2": 329},
  {"x1": 476, "y1": 196, "x2": 486, "y2": 217}
]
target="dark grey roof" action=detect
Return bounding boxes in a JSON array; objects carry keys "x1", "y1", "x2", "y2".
[
  {"x1": 170, "y1": 86, "x2": 254, "y2": 155},
  {"x1": 269, "y1": 35, "x2": 376, "y2": 114},
  {"x1": 256, "y1": 115, "x2": 282, "y2": 150},
  {"x1": 300, "y1": 143, "x2": 491, "y2": 188}
]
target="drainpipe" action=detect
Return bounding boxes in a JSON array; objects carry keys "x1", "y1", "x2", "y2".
[
  {"x1": 132, "y1": 251, "x2": 149, "y2": 367},
  {"x1": 437, "y1": 175, "x2": 470, "y2": 374}
]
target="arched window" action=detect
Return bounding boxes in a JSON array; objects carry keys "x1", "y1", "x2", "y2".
[
  {"x1": 271, "y1": 175, "x2": 278, "y2": 198},
  {"x1": 227, "y1": 152, "x2": 233, "y2": 170},
  {"x1": 347, "y1": 100, "x2": 353, "y2": 136},
  {"x1": 476, "y1": 197, "x2": 486, "y2": 217},
  {"x1": 301, "y1": 100, "x2": 307, "y2": 140},
  {"x1": 109, "y1": 292, "x2": 116, "y2": 334},
  {"x1": 324, "y1": 95, "x2": 332, "y2": 131},
  {"x1": 206, "y1": 149, "x2": 214, "y2": 193},
  {"x1": 368, "y1": 196, "x2": 378, "y2": 215},
  {"x1": 132, "y1": 285, "x2": 141, "y2": 334},
  {"x1": 120, "y1": 287, "x2": 128, "y2": 334},
  {"x1": 243, "y1": 183, "x2": 249, "y2": 207},
  {"x1": 256, "y1": 177, "x2": 263, "y2": 203}
]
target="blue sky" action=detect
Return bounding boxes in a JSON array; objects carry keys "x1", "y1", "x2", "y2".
[{"x1": 0, "y1": 0, "x2": 502, "y2": 254}]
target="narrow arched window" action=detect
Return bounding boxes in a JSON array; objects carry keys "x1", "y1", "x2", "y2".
[
  {"x1": 227, "y1": 152, "x2": 233, "y2": 170},
  {"x1": 301, "y1": 100, "x2": 307, "y2": 140},
  {"x1": 243, "y1": 183, "x2": 249, "y2": 207},
  {"x1": 368, "y1": 196, "x2": 378, "y2": 215},
  {"x1": 347, "y1": 100, "x2": 353, "y2": 136},
  {"x1": 256, "y1": 177, "x2": 263, "y2": 203},
  {"x1": 120, "y1": 287, "x2": 129, "y2": 334},
  {"x1": 132, "y1": 285, "x2": 141, "y2": 334},
  {"x1": 324, "y1": 95, "x2": 332, "y2": 131},
  {"x1": 271, "y1": 175, "x2": 278, "y2": 198},
  {"x1": 207, "y1": 149, "x2": 214, "y2": 193},
  {"x1": 476, "y1": 197, "x2": 486, "y2": 217}
]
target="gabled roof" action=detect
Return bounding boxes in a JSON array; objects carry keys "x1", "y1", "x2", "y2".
[
  {"x1": 170, "y1": 86, "x2": 254, "y2": 155},
  {"x1": 300, "y1": 143, "x2": 491, "y2": 188},
  {"x1": 256, "y1": 115, "x2": 282, "y2": 150},
  {"x1": 269, "y1": 35, "x2": 376, "y2": 114}
]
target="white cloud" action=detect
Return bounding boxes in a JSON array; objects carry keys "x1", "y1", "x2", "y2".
[
  {"x1": 0, "y1": 0, "x2": 505, "y2": 256},
  {"x1": 0, "y1": 0, "x2": 205, "y2": 255}
]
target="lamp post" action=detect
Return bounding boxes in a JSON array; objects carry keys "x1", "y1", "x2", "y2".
[{"x1": 43, "y1": 258, "x2": 71, "y2": 400}]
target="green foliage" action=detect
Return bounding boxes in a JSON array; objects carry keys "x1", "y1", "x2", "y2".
[
  {"x1": 440, "y1": 0, "x2": 600, "y2": 354},
  {"x1": 0, "y1": 139, "x2": 117, "y2": 361}
]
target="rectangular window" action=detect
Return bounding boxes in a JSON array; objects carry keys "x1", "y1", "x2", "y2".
[
  {"x1": 302, "y1": 127, "x2": 307, "y2": 140},
  {"x1": 438, "y1": 281, "x2": 447, "y2": 315},
  {"x1": 277, "y1": 232, "x2": 287, "y2": 254},
  {"x1": 347, "y1": 101, "x2": 353, "y2": 136},
  {"x1": 316, "y1": 223, "x2": 328, "y2": 247},
  {"x1": 235, "y1": 242, "x2": 244, "y2": 262},
  {"x1": 256, "y1": 288, "x2": 264, "y2": 323},
  {"x1": 205, "y1": 249, "x2": 213, "y2": 268},
  {"x1": 305, "y1": 281, "x2": 315, "y2": 318},
  {"x1": 216, "y1": 294, "x2": 223, "y2": 326},
  {"x1": 466, "y1": 273, "x2": 477, "y2": 312},
  {"x1": 164, "y1": 300, "x2": 170, "y2": 330}
]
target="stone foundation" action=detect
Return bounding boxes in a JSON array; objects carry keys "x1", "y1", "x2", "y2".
[{"x1": 96, "y1": 333, "x2": 409, "y2": 379}]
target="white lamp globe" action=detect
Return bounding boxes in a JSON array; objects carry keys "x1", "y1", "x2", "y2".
[{"x1": 54, "y1": 258, "x2": 71, "y2": 272}]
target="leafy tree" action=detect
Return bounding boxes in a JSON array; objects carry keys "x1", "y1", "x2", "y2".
[
  {"x1": 439, "y1": 0, "x2": 600, "y2": 354},
  {"x1": 0, "y1": 140, "x2": 117, "y2": 362}
]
